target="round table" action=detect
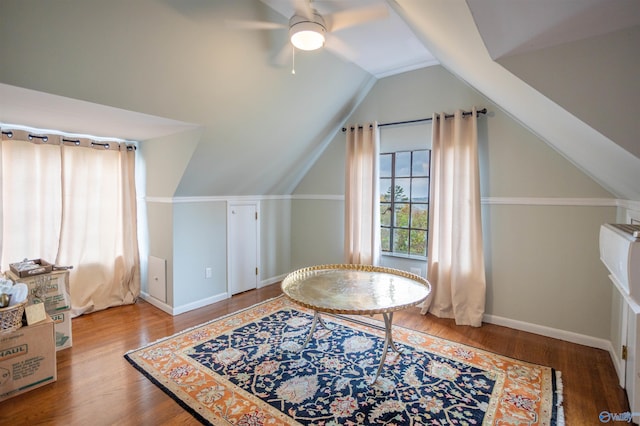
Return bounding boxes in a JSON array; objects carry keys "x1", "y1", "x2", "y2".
[{"x1": 281, "y1": 264, "x2": 431, "y2": 383}]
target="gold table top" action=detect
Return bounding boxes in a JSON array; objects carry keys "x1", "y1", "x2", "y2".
[{"x1": 281, "y1": 264, "x2": 431, "y2": 315}]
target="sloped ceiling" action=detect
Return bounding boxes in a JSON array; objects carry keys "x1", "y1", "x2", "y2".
[
  {"x1": 467, "y1": 0, "x2": 640, "y2": 60},
  {"x1": 0, "y1": 0, "x2": 376, "y2": 196},
  {"x1": 0, "y1": 83, "x2": 199, "y2": 141},
  {"x1": 1, "y1": 0, "x2": 639, "y2": 200},
  {"x1": 392, "y1": 0, "x2": 640, "y2": 201}
]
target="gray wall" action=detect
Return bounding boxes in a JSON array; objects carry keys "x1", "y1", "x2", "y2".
[
  {"x1": 173, "y1": 201, "x2": 227, "y2": 306},
  {"x1": 143, "y1": 197, "x2": 292, "y2": 310},
  {"x1": 293, "y1": 65, "x2": 616, "y2": 339},
  {"x1": 259, "y1": 198, "x2": 292, "y2": 281}
]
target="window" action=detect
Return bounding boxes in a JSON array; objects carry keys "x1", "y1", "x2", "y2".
[
  {"x1": 1, "y1": 128, "x2": 140, "y2": 316},
  {"x1": 380, "y1": 150, "x2": 430, "y2": 257}
]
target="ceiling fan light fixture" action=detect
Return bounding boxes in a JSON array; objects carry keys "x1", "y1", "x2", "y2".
[{"x1": 289, "y1": 14, "x2": 326, "y2": 51}]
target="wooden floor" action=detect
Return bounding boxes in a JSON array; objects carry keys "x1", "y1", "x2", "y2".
[{"x1": 0, "y1": 283, "x2": 629, "y2": 425}]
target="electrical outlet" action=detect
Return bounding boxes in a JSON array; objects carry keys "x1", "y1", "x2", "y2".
[{"x1": 205, "y1": 267, "x2": 212, "y2": 279}]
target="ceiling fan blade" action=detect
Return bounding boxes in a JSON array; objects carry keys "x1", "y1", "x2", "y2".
[
  {"x1": 324, "y1": 34, "x2": 357, "y2": 60},
  {"x1": 325, "y1": 4, "x2": 389, "y2": 32},
  {"x1": 291, "y1": 0, "x2": 314, "y2": 20},
  {"x1": 225, "y1": 19, "x2": 286, "y2": 30}
]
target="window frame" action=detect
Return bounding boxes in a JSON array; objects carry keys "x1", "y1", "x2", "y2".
[{"x1": 380, "y1": 149, "x2": 431, "y2": 260}]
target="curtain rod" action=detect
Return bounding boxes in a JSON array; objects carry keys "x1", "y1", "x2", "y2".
[
  {"x1": 341, "y1": 107, "x2": 487, "y2": 132},
  {"x1": 1, "y1": 124, "x2": 130, "y2": 143},
  {"x1": 1, "y1": 129, "x2": 136, "y2": 150}
]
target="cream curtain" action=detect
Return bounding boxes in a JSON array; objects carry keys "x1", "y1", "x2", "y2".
[
  {"x1": 344, "y1": 123, "x2": 381, "y2": 265},
  {"x1": 1, "y1": 129, "x2": 140, "y2": 316},
  {"x1": 0, "y1": 134, "x2": 62, "y2": 264},
  {"x1": 421, "y1": 109, "x2": 486, "y2": 326}
]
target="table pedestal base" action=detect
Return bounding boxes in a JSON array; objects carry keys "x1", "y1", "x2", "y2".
[{"x1": 299, "y1": 311, "x2": 400, "y2": 384}]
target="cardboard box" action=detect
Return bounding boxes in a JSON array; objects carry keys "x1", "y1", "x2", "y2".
[
  {"x1": 0, "y1": 317, "x2": 56, "y2": 402},
  {"x1": 9, "y1": 259, "x2": 53, "y2": 278},
  {"x1": 50, "y1": 311, "x2": 72, "y2": 351},
  {"x1": 6, "y1": 270, "x2": 71, "y2": 313}
]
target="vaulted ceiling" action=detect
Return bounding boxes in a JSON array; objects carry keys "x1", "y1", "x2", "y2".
[
  {"x1": 1, "y1": 0, "x2": 639, "y2": 199},
  {"x1": 394, "y1": 0, "x2": 640, "y2": 200}
]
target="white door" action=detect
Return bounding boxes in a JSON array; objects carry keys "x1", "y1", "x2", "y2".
[{"x1": 228, "y1": 202, "x2": 259, "y2": 295}]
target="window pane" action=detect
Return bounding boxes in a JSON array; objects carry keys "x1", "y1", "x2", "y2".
[
  {"x1": 380, "y1": 203, "x2": 392, "y2": 226},
  {"x1": 379, "y1": 149, "x2": 431, "y2": 257},
  {"x1": 412, "y1": 150, "x2": 430, "y2": 176},
  {"x1": 380, "y1": 178, "x2": 392, "y2": 202},
  {"x1": 409, "y1": 230, "x2": 427, "y2": 256},
  {"x1": 394, "y1": 203, "x2": 409, "y2": 227},
  {"x1": 411, "y1": 204, "x2": 428, "y2": 229},
  {"x1": 381, "y1": 227, "x2": 390, "y2": 252},
  {"x1": 393, "y1": 228, "x2": 409, "y2": 254},
  {"x1": 395, "y1": 151, "x2": 411, "y2": 177},
  {"x1": 380, "y1": 153, "x2": 392, "y2": 178},
  {"x1": 394, "y1": 178, "x2": 410, "y2": 202},
  {"x1": 411, "y1": 178, "x2": 429, "y2": 202}
]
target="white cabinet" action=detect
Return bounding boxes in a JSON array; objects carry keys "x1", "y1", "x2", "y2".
[{"x1": 600, "y1": 223, "x2": 640, "y2": 416}]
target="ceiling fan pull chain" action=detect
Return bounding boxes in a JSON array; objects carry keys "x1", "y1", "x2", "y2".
[{"x1": 291, "y1": 45, "x2": 296, "y2": 75}]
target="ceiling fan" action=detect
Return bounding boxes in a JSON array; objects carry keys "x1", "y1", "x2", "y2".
[{"x1": 226, "y1": 0, "x2": 389, "y2": 67}]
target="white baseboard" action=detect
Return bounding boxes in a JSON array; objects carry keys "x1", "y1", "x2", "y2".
[
  {"x1": 260, "y1": 273, "x2": 286, "y2": 288},
  {"x1": 485, "y1": 314, "x2": 625, "y2": 388},
  {"x1": 139, "y1": 273, "x2": 285, "y2": 315},
  {"x1": 139, "y1": 291, "x2": 229, "y2": 316},
  {"x1": 483, "y1": 313, "x2": 611, "y2": 351},
  {"x1": 173, "y1": 292, "x2": 229, "y2": 315},
  {"x1": 139, "y1": 292, "x2": 173, "y2": 315}
]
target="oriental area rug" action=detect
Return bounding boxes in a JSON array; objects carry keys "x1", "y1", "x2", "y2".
[{"x1": 124, "y1": 296, "x2": 564, "y2": 425}]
